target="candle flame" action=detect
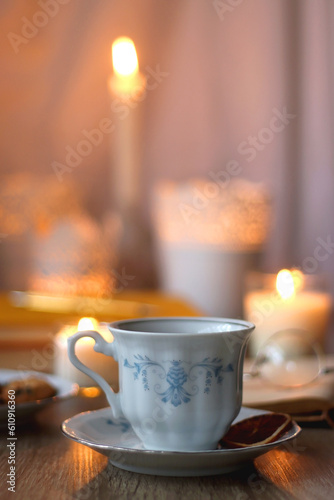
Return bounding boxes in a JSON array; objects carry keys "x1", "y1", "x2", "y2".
[
  {"x1": 276, "y1": 269, "x2": 304, "y2": 300},
  {"x1": 112, "y1": 37, "x2": 138, "y2": 77},
  {"x1": 80, "y1": 387, "x2": 101, "y2": 398},
  {"x1": 276, "y1": 269, "x2": 295, "y2": 299},
  {"x1": 77, "y1": 317, "x2": 98, "y2": 331}
]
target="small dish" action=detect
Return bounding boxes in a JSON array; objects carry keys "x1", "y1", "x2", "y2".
[
  {"x1": 62, "y1": 406, "x2": 301, "y2": 476},
  {"x1": 0, "y1": 369, "x2": 78, "y2": 424}
]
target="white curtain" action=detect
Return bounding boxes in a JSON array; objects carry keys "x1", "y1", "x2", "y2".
[{"x1": 0, "y1": 0, "x2": 333, "y2": 338}]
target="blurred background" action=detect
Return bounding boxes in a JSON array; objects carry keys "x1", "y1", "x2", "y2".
[{"x1": 1, "y1": 0, "x2": 334, "y2": 352}]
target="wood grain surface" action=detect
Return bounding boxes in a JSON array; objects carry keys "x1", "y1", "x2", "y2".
[{"x1": 1, "y1": 393, "x2": 334, "y2": 500}]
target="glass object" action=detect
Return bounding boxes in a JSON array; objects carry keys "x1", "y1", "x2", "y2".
[{"x1": 246, "y1": 328, "x2": 334, "y2": 388}]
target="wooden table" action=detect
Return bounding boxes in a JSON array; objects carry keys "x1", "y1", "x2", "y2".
[{"x1": 1, "y1": 391, "x2": 334, "y2": 500}]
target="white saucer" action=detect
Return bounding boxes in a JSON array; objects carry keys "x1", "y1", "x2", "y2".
[
  {"x1": 62, "y1": 406, "x2": 301, "y2": 476},
  {"x1": 0, "y1": 369, "x2": 78, "y2": 424}
]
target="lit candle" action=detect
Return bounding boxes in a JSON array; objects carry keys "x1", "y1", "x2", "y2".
[
  {"x1": 108, "y1": 37, "x2": 146, "y2": 211},
  {"x1": 244, "y1": 269, "x2": 332, "y2": 356},
  {"x1": 53, "y1": 317, "x2": 118, "y2": 387}
]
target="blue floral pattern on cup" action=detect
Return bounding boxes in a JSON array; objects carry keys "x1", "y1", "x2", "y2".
[{"x1": 124, "y1": 356, "x2": 233, "y2": 407}]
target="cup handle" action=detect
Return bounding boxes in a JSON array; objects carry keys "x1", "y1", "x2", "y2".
[{"x1": 67, "y1": 330, "x2": 123, "y2": 419}]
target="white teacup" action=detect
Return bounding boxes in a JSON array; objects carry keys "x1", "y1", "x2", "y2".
[{"x1": 67, "y1": 317, "x2": 254, "y2": 451}]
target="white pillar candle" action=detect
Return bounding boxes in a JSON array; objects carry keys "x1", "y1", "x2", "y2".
[
  {"x1": 152, "y1": 179, "x2": 271, "y2": 317},
  {"x1": 53, "y1": 317, "x2": 118, "y2": 387},
  {"x1": 108, "y1": 37, "x2": 146, "y2": 212},
  {"x1": 244, "y1": 270, "x2": 332, "y2": 357}
]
